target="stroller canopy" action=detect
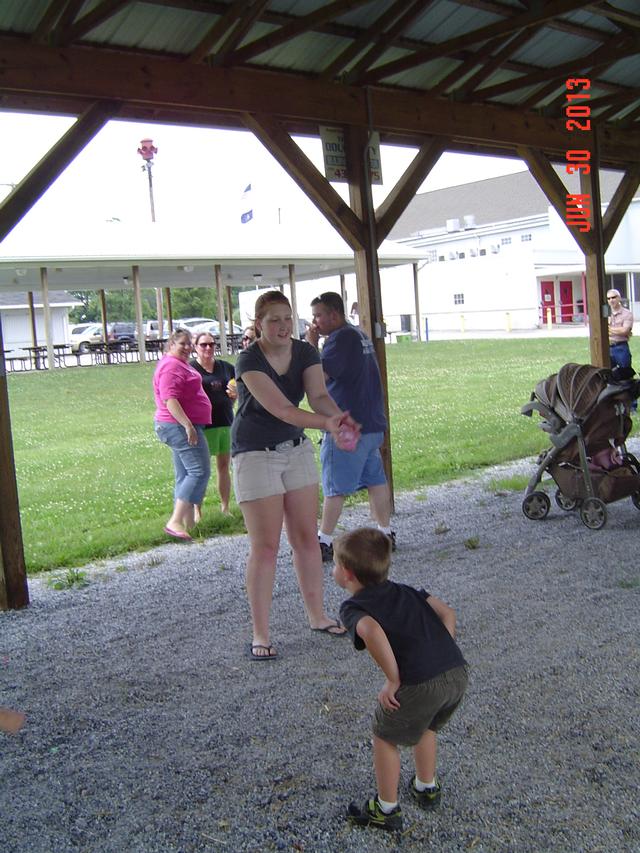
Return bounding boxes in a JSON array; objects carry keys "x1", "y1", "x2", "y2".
[{"x1": 534, "y1": 363, "x2": 610, "y2": 424}]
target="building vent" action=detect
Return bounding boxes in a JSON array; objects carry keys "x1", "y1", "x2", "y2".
[
  {"x1": 448, "y1": 251, "x2": 456, "y2": 260},
  {"x1": 470, "y1": 248, "x2": 478, "y2": 257},
  {"x1": 490, "y1": 244, "x2": 500, "y2": 253},
  {"x1": 446, "y1": 218, "x2": 461, "y2": 232},
  {"x1": 463, "y1": 214, "x2": 476, "y2": 229}
]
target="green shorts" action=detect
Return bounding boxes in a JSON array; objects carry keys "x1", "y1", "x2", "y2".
[
  {"x1": 373, "y1": 665, "x2": 468, "y2": 746},
  {"x1": 204, "y1": 426, "x2": 231, "y2": 456}
]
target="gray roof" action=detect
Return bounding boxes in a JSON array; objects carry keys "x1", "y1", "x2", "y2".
[
  {"x1": 389, "y1": 168, "x2": 625, "y2": 240},
  {"x1": 0, "y1": 290, "x2": 76, "y2": 308}
]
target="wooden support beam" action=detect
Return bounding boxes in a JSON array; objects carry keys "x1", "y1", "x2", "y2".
[
  {"x1": 602, "y1": 165, "x2": 640, "y2": 251},
  {"x1": 345, "y1": 125, "x2": 394, "y2": 507},
  {"x1": 60, "y1": 0, "x2": 132, "y2": 45},
  {"x1": 242, "y1": 112, "x2": 366, "y2": 250},
  {"x1": 581, "y1": 162, "x2": 610, "y2": 368},
  {"x1": 0, "y1": 99, "x2": 119, "y2": 243},
  {"x1": 215, "y1": 0, "x2": 271, "y2": 67},
  {"x1": 0, "y1": 317, "x2": 29, "y2": 610},
  {"x1": 1, "y1": 38, "x2": 637, "y2": 165},
  {"x1": 360, "y1": 0, "x2": 594, "y2": 84},
  {"x1": 188, "y1": 0, "x2": 249, "y2": 64},
  {"x1": 230, "y1": 0, "x2": 374, "y2": 66},
  {"x1": 517, "y1": 146, "x2": 594, "y2": 256},
  {"x1": 376, "y1": 136, "x2": 447, "y2": 244}
]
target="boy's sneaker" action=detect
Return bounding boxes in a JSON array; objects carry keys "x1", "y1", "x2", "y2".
[
  {"x1": 347, "y1": 797, "x2": 403, "y2": 831},
  {"x1": 388, "y1": 531, "x2": 397, "y2": 551},
  {"x1": 409, "y1": 778, "x2": 441, "y2": 809},
  {"x1": 318, "y1": 538, "x2": 333, "y2": 562}
]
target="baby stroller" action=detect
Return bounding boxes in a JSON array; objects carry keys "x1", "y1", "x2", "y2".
[{"x1": 521, "y1": 362, "x2": 640, "y2": 529}]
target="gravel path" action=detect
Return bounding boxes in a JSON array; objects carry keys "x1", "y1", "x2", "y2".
[{"x1": 1, "y1": 451, "x2": 639, "y2": 853}]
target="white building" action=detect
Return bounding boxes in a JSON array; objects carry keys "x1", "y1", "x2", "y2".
[
  {"x1": 0, "y1": 291, "x2": 77, "y2": 351},
  {"x1": 387, "y1": 168, "x2": 639, "y2": 334}
]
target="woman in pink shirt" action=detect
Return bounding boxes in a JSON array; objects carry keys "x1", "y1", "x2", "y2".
[{"x1": 153, "y1": 329, "x2": 212, "y2": 540}]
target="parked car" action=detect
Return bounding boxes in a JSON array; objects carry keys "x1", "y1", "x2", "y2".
[
  {"x1": 175, "y1": 317, "x2": 216, "y2": 332},
  {"x1": 196, "y1": 320, "x2": 244, "y2": 336},
  {"x1": 107, "y1": 322, "x2": 136, "y2": 346},
  {"x1": 69, "y1": 322, "x2": 103, "y2": 353}
]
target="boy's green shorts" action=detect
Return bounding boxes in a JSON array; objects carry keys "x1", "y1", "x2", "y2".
[{"x1": 204, "y1": 426, "x2": 231, "y2": 456}]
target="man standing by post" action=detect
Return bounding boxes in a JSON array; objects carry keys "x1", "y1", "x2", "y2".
[
  {"x1": 306, "y1": 292, "x2": 394, "y2": 562},
  {"x1": 607, "y1": 288, "x2": 634, "y2": 376}
]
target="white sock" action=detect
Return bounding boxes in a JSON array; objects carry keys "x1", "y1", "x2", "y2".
[
  {"x1": 414, "y1": 775, "x2": 437, "y2": 792},
  {"x1": 377, "y1": 524, "x2": 392, "y2": 535},
  {"x1": 318, "y1": 532, "x2": 333, "y2": 545},
  {"x1": 376, "y1": 796, "x2": 398, "y2": 813}
]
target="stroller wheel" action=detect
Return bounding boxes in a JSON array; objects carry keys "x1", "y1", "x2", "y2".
[
  {"x1": 579, "y1": 497, "x2": 607, "y2": 530},
  {"x1": 555, "y1": 489, "x2": 578, "y2": 511},
  {"x1": 522, "y1": 491, "x2": 550, "y2": 521}
]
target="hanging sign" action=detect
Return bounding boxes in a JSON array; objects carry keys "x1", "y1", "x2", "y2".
[{"x1": 319, "y1": 126, "x2": 383, "y2": 185}]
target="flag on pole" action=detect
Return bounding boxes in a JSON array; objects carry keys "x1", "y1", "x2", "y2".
[{"x1": 240, "y1": 183, "x2": 253, "y2": 224}]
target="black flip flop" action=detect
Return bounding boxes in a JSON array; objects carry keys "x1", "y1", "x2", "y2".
[
  {"x1": 247, "y1": 643, "x2": 278, "y2": 661},
  {"x1": 311, "y1": 621, "x2": 347, "y2": 637}
]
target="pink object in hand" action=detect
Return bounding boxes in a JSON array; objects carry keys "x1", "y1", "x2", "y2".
[{"x1": 338, "y1": 425, "x2": 358, "y2": 451}]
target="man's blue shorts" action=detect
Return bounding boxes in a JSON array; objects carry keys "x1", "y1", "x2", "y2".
[{"x1": 321, "y1": 431, "x2": 387, "y2": 497}]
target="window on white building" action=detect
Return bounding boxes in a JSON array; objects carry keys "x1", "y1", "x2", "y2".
[
  {"x1": 457, "y1": 251, "x2": 465, "y2": 259},
  {"x1": 521, "y1": 233, "x2": 532, "y2": 242},
  {"x1": 501, "y1": 236, "x2": 512, "y2": 245},
  {"x1": 427, "y1": 249, "x2": 437, "y2": 263},
  {"x1": 454, "y1": 293, "x2": 464, "y2": 305},
  {"x1": 479, "y1": 248, "x2": 487, "y2": 256}
]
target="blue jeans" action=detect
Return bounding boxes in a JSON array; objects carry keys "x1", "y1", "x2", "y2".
[
  {"x1": 610, "y1": 342, "x2": 632, "y2": 371},
  {"x1": 155, "y1": 421, "x2": 211, "y2": 504}
]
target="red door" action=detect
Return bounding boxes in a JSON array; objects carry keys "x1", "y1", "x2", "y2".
[
  {"x1": 559, "y1": 280, "x2": 573, "y2": 323},
  {"x1": 540, "y1": 281, "x2": 556, "y2": 324}
]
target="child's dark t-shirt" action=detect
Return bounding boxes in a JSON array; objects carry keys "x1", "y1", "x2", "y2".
[{"x1": 340, "y1": 580, "x2": 466, "y2": 685}]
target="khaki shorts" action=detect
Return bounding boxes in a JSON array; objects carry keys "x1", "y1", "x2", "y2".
[
  {"x1": 233, "y1": 437, "x2": 318, "y2": 503},
  {"x1": 373, "y1": 665, "x2": 468, "y2": 747}
]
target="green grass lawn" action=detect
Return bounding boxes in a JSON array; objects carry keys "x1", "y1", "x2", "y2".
[{"x1": 7, "y1": 337, "x2": 632, "y2": 573}]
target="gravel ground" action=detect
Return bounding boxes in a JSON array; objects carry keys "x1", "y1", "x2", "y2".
[{"x1": 1, "y1": 450, "x2": 639, "y2": 853}]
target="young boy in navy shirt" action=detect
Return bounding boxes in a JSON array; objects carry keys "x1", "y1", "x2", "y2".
[{"x1": 334, "y1": 528, "x2": 468, "y2": 831}]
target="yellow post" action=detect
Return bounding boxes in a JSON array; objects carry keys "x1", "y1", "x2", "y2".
[
  {"x1": 546, "y1": 307, "x2": 553, "y2": 330},
  {"x1": 505, "y1": 311, "x2": 512, "y2": 332},
  {"x1": 460, "y1": 314, "x2": 465, "y2": 333}
]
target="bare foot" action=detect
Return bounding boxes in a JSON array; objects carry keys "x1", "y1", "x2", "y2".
[{"x1": 193, "y1": 505, "x2": 202, "y2": 524}]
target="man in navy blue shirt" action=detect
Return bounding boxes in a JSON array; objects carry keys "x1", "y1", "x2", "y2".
[{"x1": 307, "y1": 292, "x2": 395, "y2": 561}]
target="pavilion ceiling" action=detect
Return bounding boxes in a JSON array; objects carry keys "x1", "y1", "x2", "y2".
[{"x1": 0, "y1": 0, "x2": 639, "y2": 168}]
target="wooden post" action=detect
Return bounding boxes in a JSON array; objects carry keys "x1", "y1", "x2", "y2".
[
  {"x1": 0, "y1": 317, "x2": 29, "y2": 610},
  {"x1": 345, "y1": 125, "x2": 394, "y2": 506},
  {"x1": 132, "y1": 266, "x2": 146, "y2": 363},
  {"x1": 340, "y1": 273, "x2": 347, "y2": 308},
  {"x1": 215, "y1": 264, "x2": 227, "y2": 355},
  {"x1": 412, "y1": 262, "x2": 422, "y2": 342},
  {"x1": 289, "y1": 264, "x2": 299, "y2": 339},
  {"x1": 27, "y1": 291, "x2": 37, "y2": 346},
  {"x1": 581, "y1": 164, "x2": 609, "y2": 367},
  {"x1": 40, "y1": 267, "x2": 55, "y2": 369},
  {"x1": 98, "y1": 289, "x2": 110, "y2": 364},
  {"x1": 226, "y1": 286, "x2": 234, "y2": 336},
  {"x1": 165, "y1": 288, "x2": 173, "y2": 335},
  {"x1": 155, "y1": 288, "x2": 164, "y2": 342}
]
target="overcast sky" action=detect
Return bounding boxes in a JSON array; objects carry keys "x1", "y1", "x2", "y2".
[{"x1": 0, "y1": 112, "x2": 527, "y2": 237}]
